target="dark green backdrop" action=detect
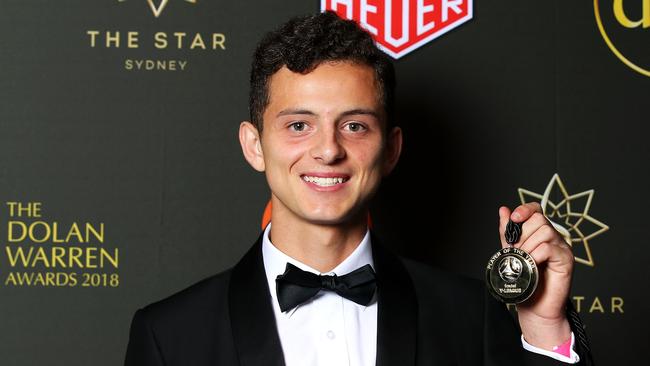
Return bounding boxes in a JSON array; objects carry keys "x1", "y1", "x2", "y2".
[{"x1": 1, "y1": 1, "x2": 647, "y2": 365}]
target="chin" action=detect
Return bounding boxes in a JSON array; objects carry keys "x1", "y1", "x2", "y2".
[
  {"x1": 300, "y1": 213, "x2": 347, "y2": 225},
  {"x1": 300, "y1": 207, "x2": 365, "y2": 227}
]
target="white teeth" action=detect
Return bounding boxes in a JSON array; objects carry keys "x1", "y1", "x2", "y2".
[{"x1": 302, "y1": 176, "x2": 347, "y2": 187}]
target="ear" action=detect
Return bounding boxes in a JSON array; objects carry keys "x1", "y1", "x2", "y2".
[
  {"x1": 239, "y1": 121, "x2": 265, "y2": 172},
  {"x1": 382, "y1": 126, "x2": 403, "y2": 176}
]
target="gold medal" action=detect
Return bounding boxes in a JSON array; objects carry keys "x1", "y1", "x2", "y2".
[{"x1": 486, "y1": 220, "x2": 538, "y2": 304}]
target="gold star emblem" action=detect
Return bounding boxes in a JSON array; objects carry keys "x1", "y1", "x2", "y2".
[
  {"x1": 518, "y1": 174, "x2": 609, "y2": 267},
  {"x1": 119, "y1": 0, "x2": 197, "y2": 18}
]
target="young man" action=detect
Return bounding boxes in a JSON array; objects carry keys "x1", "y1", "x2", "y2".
[{"x1": 125, "y1": 12, "x2": 590, "y2": 366}]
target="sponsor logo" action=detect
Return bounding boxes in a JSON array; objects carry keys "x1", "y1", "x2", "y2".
[
  {"x1": 518, "y1": 174, "x2": 609, "y2": 267},
  {"x1": 87, "y1": 1, "x2": 226, "y2": 71},
  {"x1": 594, "y1": 0, "x2": 650, "y2": 77},
  {"x1": 514, "y1": 176, "x2": 621, "y2": 315},
  {"x1": 321, "y1": 0, "x2": 473, "y2": 59},
  {"x1": 118, "y1": 0, "x2": 197, "y2": 18}
]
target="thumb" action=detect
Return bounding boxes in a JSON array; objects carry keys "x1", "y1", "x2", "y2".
[{"x1": 498, "y1": 206, "x2": 511, "y2": 249}]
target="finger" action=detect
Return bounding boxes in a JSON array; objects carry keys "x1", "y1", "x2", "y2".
[
  {"x1": 516, "y1": 212, "x2": 551, "y2": 248},
  {"x1": 519, "y1": 223, "x2": 561, "y2": 254},
  {"x1": 510, "y1": 202, "x2": 543, "y2": 223},
  {"x1": 527, "y1": 241, "x2": 574, "y2": 273},
  {"x1": 499, "y1": 206, "x2": 511, "y2": 248}
]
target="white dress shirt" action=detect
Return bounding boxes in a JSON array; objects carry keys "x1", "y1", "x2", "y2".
[
  {"x1": 261, "y1": 223, "x2": 578, "y2": 365},
  {"x1": 262, "y1": 223, "x2": 377, "y2": 366}
]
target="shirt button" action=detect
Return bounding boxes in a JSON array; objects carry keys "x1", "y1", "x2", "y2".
[{"x1": 326, "y1": 330, "x2": 336, "y2": 340}]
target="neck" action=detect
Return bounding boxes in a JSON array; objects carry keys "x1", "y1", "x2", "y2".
[{"x1": 269, "y1": 204, "x2": 368, "y2": 273}]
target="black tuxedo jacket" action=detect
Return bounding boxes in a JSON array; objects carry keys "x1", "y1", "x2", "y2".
[{"x1": 125, "y1": 233, "x2": 588, "y2": 366}]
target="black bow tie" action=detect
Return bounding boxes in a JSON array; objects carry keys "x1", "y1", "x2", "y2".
[{"x1": 275, "y1": 262, "x2": 377, "y2": 312}]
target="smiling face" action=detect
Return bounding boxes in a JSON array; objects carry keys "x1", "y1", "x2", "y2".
[{"x1": 239, "y1": 61, "x2": 402, "y2": 227}]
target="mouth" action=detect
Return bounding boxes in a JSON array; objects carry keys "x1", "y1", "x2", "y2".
[{"x1": 301, "y1": 175, "x2": 350, "y2": 187}]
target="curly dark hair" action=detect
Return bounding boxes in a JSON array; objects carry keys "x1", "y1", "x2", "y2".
[{"x1": 249, "y1": 11, "x2": 395, "y2": 132}]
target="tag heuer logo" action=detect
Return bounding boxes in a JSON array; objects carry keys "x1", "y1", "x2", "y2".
[
  {"x1": 321, "y1": 0, "x2": 473, "y2": 59},
  {"x1": 119, "y1": 0, "x2": 197, "y2": 18}
]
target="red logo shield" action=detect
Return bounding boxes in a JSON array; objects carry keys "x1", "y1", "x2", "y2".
[{"x1": 321, "y1": 0, "x2": 473, "y2": 59}]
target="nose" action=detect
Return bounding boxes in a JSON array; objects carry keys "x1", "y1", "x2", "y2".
[{"x1": 309, "y1": 125, "x2": 346, "y2": 164}]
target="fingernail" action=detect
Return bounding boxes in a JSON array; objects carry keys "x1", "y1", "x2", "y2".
[{"x1": 512, "y1": 212, "x2": 521, "y2": 221}]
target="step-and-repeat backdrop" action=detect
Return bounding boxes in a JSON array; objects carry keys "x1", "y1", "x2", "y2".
[{"x1": 1, "y1": 1, "x2": 647, "y2": 364}]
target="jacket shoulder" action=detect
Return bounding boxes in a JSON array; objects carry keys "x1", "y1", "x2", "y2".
[
  {"x1": 125, "y1": 269, "x2": 238, "y2": 365},
  {"x1": 138, "y1": 268, "x2": 233, "y2": 328}
]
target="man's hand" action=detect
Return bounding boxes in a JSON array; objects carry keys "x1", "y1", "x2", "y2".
[{"x1": 499, "y1": 202, "x2": 573, "y2": 350}]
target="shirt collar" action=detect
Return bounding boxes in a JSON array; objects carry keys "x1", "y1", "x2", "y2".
[{"x1": 261, "y1": 222, "x2": 374, "y2": 315}]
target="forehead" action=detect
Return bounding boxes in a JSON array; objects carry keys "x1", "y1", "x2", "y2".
[{"x1": 264, "y1": 61, "x2": 381, "y2": 115}]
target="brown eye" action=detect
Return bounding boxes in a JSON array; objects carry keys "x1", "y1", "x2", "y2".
[
  {"x1": 346, "y1": 122, "x2": 365, "y2": 132},
  {"x1": 290, "y1": 122, "x2": 306, "y2": 131}
]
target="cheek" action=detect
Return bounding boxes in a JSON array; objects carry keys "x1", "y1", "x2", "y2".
[
  {"x1": 264, "y1": 139, "x2": 308, "y2": 175},
  {"x1": 350, "y1": 141, "x2": 385, "y2": 177}
]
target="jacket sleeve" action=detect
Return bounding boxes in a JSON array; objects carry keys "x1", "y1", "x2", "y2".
[
  {"x1": 519, "y1": 301, "x2": 594, "y2": 366},
  {"x1": 124, "y1": 309, "x2": 166, "y2": 366},
  {"x1": 483, "y1": 290, "x2": 593, "y2": 366},
  {"x1": 483, "y1": 289, "x2": 594, "y2": 366}
]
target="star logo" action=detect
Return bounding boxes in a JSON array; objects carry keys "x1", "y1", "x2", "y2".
[
  {"x1": 118, "y1": 0, "x2": 197, "y2": 18},
  {"x1": 518, "y1": 174, "x2": 609, "y2": 267}
]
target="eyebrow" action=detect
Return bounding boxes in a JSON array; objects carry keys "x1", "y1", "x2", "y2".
[
  {"x1": 276, "y1": 108, "x2": 379, "y2": 119},
  {"x1": 276, "y1": 109, "x2": 316, "y2": 117}
]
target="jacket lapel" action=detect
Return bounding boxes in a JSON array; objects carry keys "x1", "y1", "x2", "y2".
[
  {"x1": 372, "y1": 233, "x2": 418, "y2": 366},
  {"x1": 228, "y1": 235, "x2": 285, "y2": 366}
]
